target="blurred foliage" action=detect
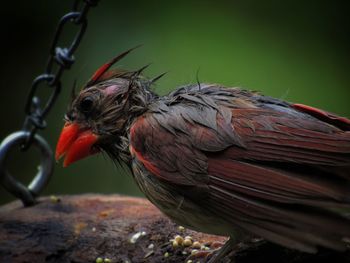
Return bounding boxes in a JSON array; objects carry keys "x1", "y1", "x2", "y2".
[{"x1": 0, "y1": 0, "x2": 349, "y2": 205}]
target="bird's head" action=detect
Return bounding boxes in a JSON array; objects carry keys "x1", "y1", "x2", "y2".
[{"x1": 55, "y1": 48, "x2": 159, "y2": 167}]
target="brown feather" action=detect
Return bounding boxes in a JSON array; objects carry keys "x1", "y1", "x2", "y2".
[{"x1": 128, "y1": 86, "x2": 350, "y2": 253}]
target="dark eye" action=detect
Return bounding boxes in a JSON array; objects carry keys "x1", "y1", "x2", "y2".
[{"x1": 79, "y1": 96, "x2": 94, "y2": 114}]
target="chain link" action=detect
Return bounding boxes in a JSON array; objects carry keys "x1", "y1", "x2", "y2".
[{"x1": 0, "y1": 0, "x2": 100, "y2": 206}]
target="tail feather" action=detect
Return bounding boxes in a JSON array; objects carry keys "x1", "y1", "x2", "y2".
[{"x1": 207, "y1": 156, "x2": 350, "y2": 252}]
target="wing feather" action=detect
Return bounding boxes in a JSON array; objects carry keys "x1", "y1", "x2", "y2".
[{"x1": 129, "y1": 87, "x2": 350, "y2": 252}]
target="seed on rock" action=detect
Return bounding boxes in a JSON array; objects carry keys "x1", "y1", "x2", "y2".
[
  {"x1": 184, "y1": 235, "x2": 193, "y2": 241},
  {"x1": 96, "y1": 258, "x2": 103, "y2": 263},
  {"x1": 187, "y1": 260, "x2": 193, "y2": 263},
  {"x1": 192, "y1": 241, "x2": 201, "y2": 249},
  {"x1": 148, "y1": 243, "x2": 154, "y2": 249},
  {"x1": 104, "y1": 258, "x2": 111, "y2": 263},
  {"x1": 50, "y1": 195, "x2": 61, "y2": 203},
  {"x1": 164, "y1": 252, "x2": 170, "y2": 258},
  {"x1": 178, "y1": 226, "x2": 185, "y2": 231},
  {"x1": 183, "y1": 238, "x2": 192, "y2": 247},
  {"x1": 130, "y1": 232, "x2": 143, "y2": 243},
  {"x1": 174, "y1": 235, "x2": 184, "y2": 245},
  {"x1": 191, "y1": 249, "x2": 198, "y2": 255},
  {"x1": 144, "y1": 251, "x2": 154, "y2": 259},
  {"x1": 201, "y1": 245, "x2": 210, "y2": 250},
  {"x1": 172, "y1": 240, "x2": 179, "y2": 248}
]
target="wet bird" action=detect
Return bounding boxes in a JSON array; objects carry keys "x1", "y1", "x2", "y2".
[{"x1": 56, "y1": 48, "x2": 350, "y2": 262}]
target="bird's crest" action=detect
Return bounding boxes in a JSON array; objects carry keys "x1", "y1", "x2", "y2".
[
  {"x1": 84, "y1": 46, "x2": 166, "y2": 102},
  {"x1": 86, "y1": 45, "x2": 142, "y2": 87}
]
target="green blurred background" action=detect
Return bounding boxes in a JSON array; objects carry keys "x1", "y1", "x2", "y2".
[{"x1": 0, "y1": 0, "x2": 349, "y2": 205}]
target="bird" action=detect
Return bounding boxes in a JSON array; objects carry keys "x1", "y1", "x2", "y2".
[{"x1": 56, "y1": 48, "x2": 350, "y2": 262}]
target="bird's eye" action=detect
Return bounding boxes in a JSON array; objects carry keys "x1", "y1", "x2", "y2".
[{"x1": 79, "y1": 96, "x2": 94, "y2": 114}]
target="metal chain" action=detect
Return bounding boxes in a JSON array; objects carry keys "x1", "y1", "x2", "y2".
[{"x1": 0, "y1": 0, "x2": 99, "y2": 206}]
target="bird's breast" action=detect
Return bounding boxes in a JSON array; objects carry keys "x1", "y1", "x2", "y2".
[{"x1": 130, "y1": 156, "x2": 241, "y2": 237}]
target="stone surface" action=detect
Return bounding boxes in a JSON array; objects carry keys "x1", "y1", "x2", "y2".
[{"x1": 0, "y1": 194, "x2": 349, "y2": 263}]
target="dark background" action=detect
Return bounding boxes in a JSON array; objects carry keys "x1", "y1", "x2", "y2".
[{"x1": 0, "y1": 0, "x2": 349, "y2": 205}]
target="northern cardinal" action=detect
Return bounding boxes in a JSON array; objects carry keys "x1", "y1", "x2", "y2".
[{"x1": 56, "y1": 48, "x2": 350, "y2": 262}]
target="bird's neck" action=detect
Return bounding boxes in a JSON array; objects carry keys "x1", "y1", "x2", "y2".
[{"x1": 111, "y1": 84, "x2": 158, "y2": 165}]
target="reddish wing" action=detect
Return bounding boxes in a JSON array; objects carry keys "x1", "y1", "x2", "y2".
[
  {"x1": 129, "y1": 113, "x2": 209, "y2": 187},
  {"x1": 293, "y1": 103, "x2": 350, "y2": 131},
  {"x1": 206, "y1": 107, "x2": 350, "y2": 251},
  {"x1": 129, "y1": 95, "x2": 350, "y2": 252}
]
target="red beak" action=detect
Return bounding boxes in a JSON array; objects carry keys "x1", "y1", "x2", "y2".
[{"x1": 55, "y1": 123, "x2": 99, "y2": 167}]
